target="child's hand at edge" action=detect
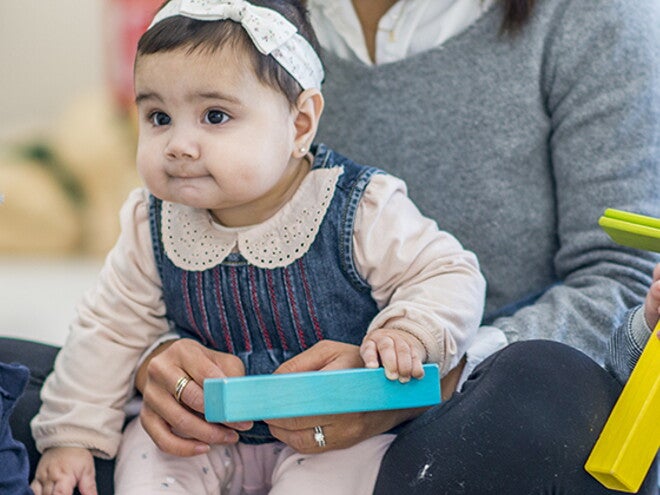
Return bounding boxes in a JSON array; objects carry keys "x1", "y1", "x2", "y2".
[
  {"x1": 643, "y1": 263, "x2": 660, "y2": 335},
  {"x1": 360, "y1": 328, "x2": 426, "y2": 383},
  {"x1": 31, "y1": 447, "x2": 97, "y2": 495}
]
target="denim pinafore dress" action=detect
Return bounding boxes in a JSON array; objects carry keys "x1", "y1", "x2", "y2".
[{"x1": 149, "y1": 145, "x2": 382, "y2": 442}]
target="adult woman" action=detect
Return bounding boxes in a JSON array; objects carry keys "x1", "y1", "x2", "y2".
[
  {"x1": 132, "y1": 0, "x2": 659, "y2": 492},
  {"x1": 6, "y1": 0, "x2": 660, "y2": 493}
]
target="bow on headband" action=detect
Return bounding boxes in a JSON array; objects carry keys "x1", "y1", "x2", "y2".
[{"x1": 148, "y1": 0, "x2": 324, "y2": 90}]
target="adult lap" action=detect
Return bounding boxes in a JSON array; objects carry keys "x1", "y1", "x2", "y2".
[{"x1": 374, "y1": 340, "x2": 659, "y2": 494}]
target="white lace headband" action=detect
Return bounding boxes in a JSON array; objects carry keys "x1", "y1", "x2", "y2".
[{"x1": 148, "y1": 0, "x2": 324, "y2": 90}]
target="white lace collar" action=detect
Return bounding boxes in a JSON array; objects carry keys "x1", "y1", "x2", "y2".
[{"x1": 161, "y1": 166, "x2": 343, "y2": 271}]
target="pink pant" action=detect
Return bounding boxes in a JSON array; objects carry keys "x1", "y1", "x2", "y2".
[{"x1": 115, "y1": 417, "x2": 395, "y2": 494}]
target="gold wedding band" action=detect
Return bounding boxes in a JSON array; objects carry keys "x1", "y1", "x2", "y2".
[{"x1": 174, "y1": 375, "x2": 191, "y2": 403}]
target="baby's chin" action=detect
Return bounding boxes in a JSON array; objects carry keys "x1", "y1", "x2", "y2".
[{"x1": 157, "y1": 179, "x2": 218, "y2": 206}]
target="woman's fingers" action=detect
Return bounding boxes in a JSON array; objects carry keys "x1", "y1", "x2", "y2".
[
  {"x1": 137, "y1": 338, "x2": 248, "y2": 455},
  {"x1": 267, "y1": 415, "x2": 340, "y2": 454},
  {"x1": 139, "y1": 400, "x2": 234, "y2": 456},
  {"x1": 275, "y1": 340, "x2": 364, "y2": 375},
  {"x1": 144, "y1": 340, "x2": 224, "y2": 413},
  {"x1": 644, "y1": 263, "x2": 660, "y2": 329},
  {"x1": 268, "y1": 423, "x2": 329, "y2": 454},
  {"x1": 267, "y1": 406, "x2": 422, "y2": 454}
]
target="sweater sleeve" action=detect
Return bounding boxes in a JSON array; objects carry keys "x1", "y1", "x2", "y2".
[
  {"x1": 31, "y1": 188, "x2": 168, "y2": 459},
  {"x1": 491, "y1": 0, "x2": 660, "y2": 371},
  {"x1": 606, "y1": 306, "x2": 655, "y2": 384},
  {"x1": 353, "y1": 173, "x2": 486, "y2": 375}
]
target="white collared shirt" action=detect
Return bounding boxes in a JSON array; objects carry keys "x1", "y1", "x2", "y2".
[{"x1": 308, "y1": 0, "x2": 493, "y2": 65}]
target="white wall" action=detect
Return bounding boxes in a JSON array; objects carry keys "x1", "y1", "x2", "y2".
[
  {"x1": 0, "y1": 2, "x2": 105, "y2": 344},
  {"x1": 0, "y1": 1, "x2": 104, "y2": 137}
]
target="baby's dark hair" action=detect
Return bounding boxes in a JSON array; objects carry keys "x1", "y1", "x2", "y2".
[{"x1": 137, "y1": 0, "x2": 323, "y2": 106}]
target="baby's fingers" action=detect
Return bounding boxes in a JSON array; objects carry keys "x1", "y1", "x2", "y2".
[
  {"x1": 77, "y1": 468, "x2": 99, "y2": 495},
  {"x1": 411, "y1": 356, "x2": 425, "y2": 380},
  {"x1": 31, "y1": 476, "x2": 76, "y2": 495},
  {"x1": 30, "y1": 480, "x2": 43, "y2": 495},
  {"x1": 359, "y1": 339, "x2": 380, "y2": 369},
  {"x1": 373, "y1": 337, "x2": 399, "y2": 381},
  {"x1": 392, "y1": 339, "x2": 416, "y2": 382}
]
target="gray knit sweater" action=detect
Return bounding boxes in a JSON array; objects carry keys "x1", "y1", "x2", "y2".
[{"x1": 315, "y1": 0, "x2": 660, "y2": 380}]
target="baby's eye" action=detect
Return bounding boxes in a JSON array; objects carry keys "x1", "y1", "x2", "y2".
[
  {"x1": 150, "y1": 111, "x2": 171, "y2": 126},
  {"x1": 205, "y1": 110, "x2": 229, "y2": 125}
]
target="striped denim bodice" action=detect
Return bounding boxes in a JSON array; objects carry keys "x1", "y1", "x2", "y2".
[{"x1": 149, "y1": 144, "x2": 382, "y2": 442}]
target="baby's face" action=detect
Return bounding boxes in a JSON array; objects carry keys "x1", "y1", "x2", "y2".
[{"x1": 134, "y1": 46, "x2": 303, "y2": 227}]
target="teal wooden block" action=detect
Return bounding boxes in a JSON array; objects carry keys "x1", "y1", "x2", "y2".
[{"x1": 204, "y1": 364, "x2": 441, "y2": 422}]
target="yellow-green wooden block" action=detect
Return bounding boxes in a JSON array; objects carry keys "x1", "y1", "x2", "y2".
[
  {"x1": 585, "y1": 325, "x2": 660, "y2": 492},
  {"x1": 598, "y1": 208, "x2": 660, "y2": 253}
]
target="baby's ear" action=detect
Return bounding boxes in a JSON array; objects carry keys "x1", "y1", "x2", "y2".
[{"x1": 293, "y1": 89, "x2": 324, "y2": 154}]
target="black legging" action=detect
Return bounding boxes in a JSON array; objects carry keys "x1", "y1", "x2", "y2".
[
  {"x1": 375, "y1": 340, "x2": 658, "y2": 494},
  {"x1": 1, "y1": 337, "x2": 657, "y2": 495}
]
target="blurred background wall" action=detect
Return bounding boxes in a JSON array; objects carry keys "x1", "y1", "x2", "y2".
[
  {"x1": 0, "y1": 0, "x2": 165, "y2": 257},
  {"x1": 0, "y1": 0, "x2": 161, "y2": 344},
  {"x1": 0, "y1": 1, "x2": 104, "y2": 138}
]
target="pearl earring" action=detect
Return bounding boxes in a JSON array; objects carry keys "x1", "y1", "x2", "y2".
[{"x1": 299, "y1": 146, "x2": 306, "y2": 154}]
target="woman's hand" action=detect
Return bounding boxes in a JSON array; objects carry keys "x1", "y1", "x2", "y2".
[
  {"x1": 136, "y1": 338, "x2": 251, "y2": 457},
  {"x1": 274, "y1": 339, "x2": 366, "y2": 374},
  {"x1": 643, "y1": 263, "x2": 660, "y2": 332},
  {"x1": 266, "y1": 405, "x2": 424, "y2": 455},
  {"x1": 264, "y1": 340, "x2": 433, "y2": 454}
]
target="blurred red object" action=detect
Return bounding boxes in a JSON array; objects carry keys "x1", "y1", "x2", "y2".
[{"x1": 105, "y1": 0, "x2": 163, "y2": 111}]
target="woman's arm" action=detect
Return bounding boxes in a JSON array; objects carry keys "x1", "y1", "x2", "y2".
[
  {"x1": 490, "y1": 0, "x2": 660, "y2": 364},
  {"x1": 607, "y1": 264, "x2": 660, "y2": 382}
]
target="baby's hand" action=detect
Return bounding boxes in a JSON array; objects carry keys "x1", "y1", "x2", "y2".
[
  {"x1": 360, "y1": 328, "x2": 426, "y2": 383},
  {"x1": 31, "y1": 447, "x2": 97, "y2": 495}
]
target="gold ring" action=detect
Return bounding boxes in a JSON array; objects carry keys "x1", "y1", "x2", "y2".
[{"x1": 174, "y1": 375, "x2": 191, "y2": 403}]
